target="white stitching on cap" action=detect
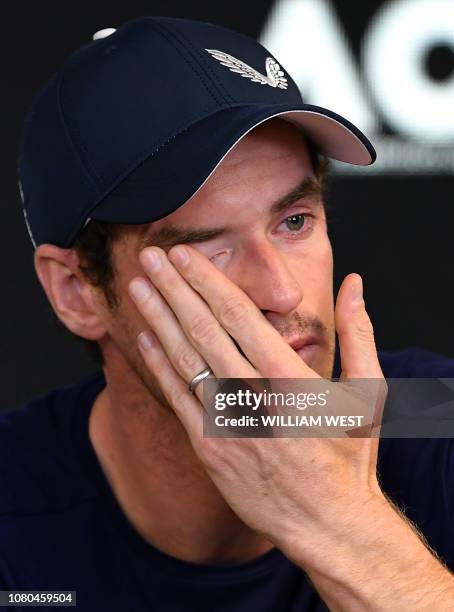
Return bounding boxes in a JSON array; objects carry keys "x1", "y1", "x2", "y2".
[
  {"x1": 18, "y1": 179, "x2": 36, "y2": 248},
  {"x1": 23, "y1": 209, "x2": 36, "y2": 248}
]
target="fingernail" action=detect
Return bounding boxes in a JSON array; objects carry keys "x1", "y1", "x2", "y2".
[
  {"x1": 129, "y1": 278, "x2": 152, "y2": 303},
  {"x1": 351, "y1": 276, "x2": 363, "y2": 304},
  {"x1": 138, "y1": 331, "x2": 156, "y2": 351},
  {"x1": 142, "y1": 249, "x2": 161, "y2": 271},
  {"x1": 168, "y1": 245, "x2": 189, "y2": 266}
]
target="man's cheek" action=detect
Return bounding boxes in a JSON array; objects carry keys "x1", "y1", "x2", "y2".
[
  {"x1": 318, "y1": 235, "x2": 334, "y2": 273},
  {"x1": 101, "y1": 293, "x2": 146, "y2": 351},
  {"x1": 305, "y1": 246, "x2": 333, "y2": 299}
]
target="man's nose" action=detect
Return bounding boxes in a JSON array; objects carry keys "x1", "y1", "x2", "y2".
[{"x1": 232, "y1": 241, "x2": 303, "y2": 314}]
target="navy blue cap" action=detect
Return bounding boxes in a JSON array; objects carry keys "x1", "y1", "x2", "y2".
[{"x1": 18, "y1": 16, "x2": 376, "y2": 248}]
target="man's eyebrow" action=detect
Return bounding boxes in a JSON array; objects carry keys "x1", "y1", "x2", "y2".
[
  {"x1": 139, "y1": 225, "x2": 227, "y2": 250},
  {"x1": 139, "y1": 176, "x2": 323, "y2": 250},
  {"x1": 269, "y1": 175, "x2": 323, "y2": 215}
]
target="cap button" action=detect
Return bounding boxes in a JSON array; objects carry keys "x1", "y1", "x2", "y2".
[{"x1": 92, "y1": 28, "x2": 116, "y2": 41}]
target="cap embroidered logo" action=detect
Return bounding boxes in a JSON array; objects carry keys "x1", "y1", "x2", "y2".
[{"x1": 205, "y1": 49, "x2": 289, "y2": 89}]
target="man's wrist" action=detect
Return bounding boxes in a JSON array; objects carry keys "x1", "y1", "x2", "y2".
[{"x1": 281, "y1": 492, "x2": 454, "y2": 611}]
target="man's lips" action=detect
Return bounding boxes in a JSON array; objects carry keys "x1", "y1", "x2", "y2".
[{"x1": 287, "y1": 336, "x2": 321, "y2": 364}]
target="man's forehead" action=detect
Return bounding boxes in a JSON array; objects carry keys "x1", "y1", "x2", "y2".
[{"x1": 207, "y1": 118, "x2": 312, "y2": 176}]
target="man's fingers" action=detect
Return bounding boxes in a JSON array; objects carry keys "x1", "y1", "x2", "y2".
[
  {"x1": 335, "y1": 274, "x2": 383, "y2": 379},
  {"x1": 131, "y1": 251, "x2": 257, "y2": 379},
  {"x1": 335, "y1": 276, "x2": 385, "y2": 468},
  {"x1": 335, "y1": 274, "x2": 387, "y2": 458},
  {"x1": 136, "y1": 329, "x2": 204, "y2": 438},
  {"x1": 164, "y1": 245, "x2": 310, "y2": 378},
  {"x1": 130, "y1": 277, "x2": 209, "y2": 383}
]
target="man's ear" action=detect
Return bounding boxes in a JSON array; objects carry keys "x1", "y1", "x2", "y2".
[{"x1": 34, "y1": 244, "x2": 107, "y2": 341}]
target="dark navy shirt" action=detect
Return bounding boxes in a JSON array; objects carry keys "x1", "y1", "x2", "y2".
[{"x1": 1, "y1": 347, "x2": 453, "y2": 611}]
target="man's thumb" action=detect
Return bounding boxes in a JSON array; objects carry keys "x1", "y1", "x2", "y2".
[{"x1": 335, "y1": 273, "x2": 383, "y2": 379}]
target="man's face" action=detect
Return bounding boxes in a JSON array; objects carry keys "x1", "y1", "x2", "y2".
[{"x1": 99, "y1": 119, "x2": 335, "y2": 399}]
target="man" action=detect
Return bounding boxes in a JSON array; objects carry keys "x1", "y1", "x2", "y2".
[{"x1": 3, "y1": 15, "x2": 454, "y2": 611}]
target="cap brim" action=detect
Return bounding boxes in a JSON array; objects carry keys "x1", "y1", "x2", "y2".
[{"x1": 90, "y1": 103, "x2": 375, "y2": 225}]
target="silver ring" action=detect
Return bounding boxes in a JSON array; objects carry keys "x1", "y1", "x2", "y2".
[{"x1": 188, "y1": 367, "x2": 213, "y2": 394}]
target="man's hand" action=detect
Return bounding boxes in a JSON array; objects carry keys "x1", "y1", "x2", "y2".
[
  {"x1": 128, "y1": 244, "x2": 454, "y2": 611},
  {"x1": 128, "y1": 244, "x2": 382, "y2": 545}
]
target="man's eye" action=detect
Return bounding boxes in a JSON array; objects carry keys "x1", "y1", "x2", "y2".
[
  {"x1": 282, "y1": 213, "x2": 313, "y2": 234},
  {"x1": 285, "y1": 214, "x2": 305, "y2": 231}
]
